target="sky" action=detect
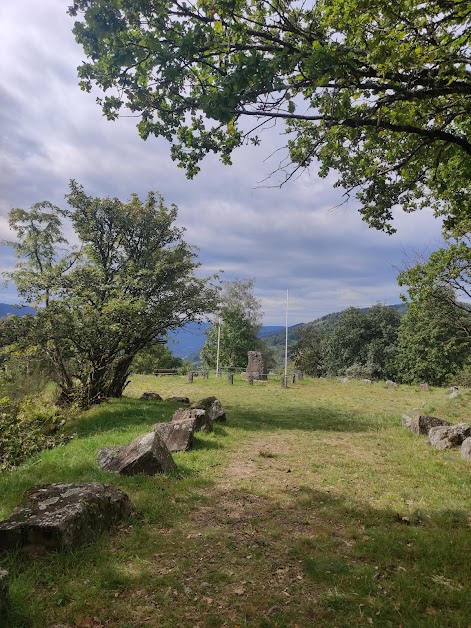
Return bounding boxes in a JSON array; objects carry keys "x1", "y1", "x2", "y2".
[{"x1": 0, "y1": 0, "x2": 445, "y2": 325}]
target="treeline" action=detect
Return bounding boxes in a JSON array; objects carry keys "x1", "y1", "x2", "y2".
[{"x1": 291, "y1": 294, "x2": 471, "y2": 386}]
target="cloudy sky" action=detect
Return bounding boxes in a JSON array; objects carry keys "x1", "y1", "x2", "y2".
[{"x1": 0, "y1": 1, "x2": 444, "y2": 325}]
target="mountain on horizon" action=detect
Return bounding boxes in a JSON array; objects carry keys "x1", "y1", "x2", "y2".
[{"x1": 0, "y1": 302, "x2": 407, "y2": 362}]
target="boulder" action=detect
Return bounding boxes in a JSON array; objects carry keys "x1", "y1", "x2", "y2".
[
  {"x1": 0, "y1": 570, "x2": 8, "y2": 611},
  {"x1": 385, "y1": 380, "x2": 398, "y2": 388},
  {"x1": 167, "y1": 396, "x2": 190, "y2": 404},
  {"x1": 428, "y1": 423, "x2": 471, "y2": 450},
  {"x1": 172, "y1": 408, "x2": 212, "y2": 432},
  {"x1": 408, "y1": 415, "x2": 452, "y2": 436},
  {"x1": 154, "y1": 419, "x2": 195, "y2": 452},
  {"x1": 140, "y1": 392, "x2": 162, "y2": 401},
  {"x1": 191, "y1": 396, "x2": 226, "y2": 422},
  {"x1": 362, "y1": 379, "x2": 372, "y2": 385},
  {"x1": 339, "y1": 377, "x2": 349, "y2": 384},
  {"x1": 98, "y1": 432, "x2": 177, "y2": 475},
  {"x1": 449, "y1": 388, "x2": 460, "y2": 399},
  {"x1": 461, "y1": 437, "x2": 471, "y2": 462},
  {"x1": 419, "y1": 383, "x2": 429, "y2": 391},
  {"x1": 0, "y1": 483, "x2": 132, "y2": 552}
]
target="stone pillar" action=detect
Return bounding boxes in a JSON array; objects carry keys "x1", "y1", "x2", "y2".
[
  {"x1": 202, "y1": 370, "x2": 209, "y2": 380},
  {"x1": 248, "y1": 374, "x2": 254, "y2": 385},
  {"x1": 246, "y1": 351, "x2": 267, "y2": 380},
  {"x1": 187, "y1": 372, "x2": 193, "y2": 383},
  {"x1": 281, "y1": 375, "x2": 288, "y2": 388},
  {"x1": 298, "y1": 371, "x2": 304, "y2": 381},
  {"x1": 228, "y1": 372, "x2": 234, "y2": 385},
  {"x1": 291, "y1": 373, "x2": 296, "y2": 384}
]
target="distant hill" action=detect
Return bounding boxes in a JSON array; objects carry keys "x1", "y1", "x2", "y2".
[{"x1": 0, "y1": 303, "x2": 35, "y2": 317}]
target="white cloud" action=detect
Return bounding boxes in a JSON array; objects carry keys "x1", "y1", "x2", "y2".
[{"x1": 0, "y1": 0, "x2": 445, "y2": 324}]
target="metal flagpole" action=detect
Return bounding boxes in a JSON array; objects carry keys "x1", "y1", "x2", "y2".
[
  {"x1": 216, "y1": 315, "x2": 221, "y2": 376},
  {"x1": 284, "y1": 289, "x2": 289, "y2": 384}
]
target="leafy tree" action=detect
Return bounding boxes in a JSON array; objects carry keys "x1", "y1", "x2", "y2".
[
  {"x1": 291, "y1": 324, "x2": 326, "y2": 377},
  {"x1": 132, "y1": 343, "x2": 183, "y2": 374},
  {"x1": 3, "y1": 182, "x2": 215, "y2": 406},
  {"x1": 394, "y1": 288, "x2": 471, "y2": 385},
  {"x1": 201, "y1": 307, "x2": 261, "y2": 370},
  {"x1": 69, "y1": 0, "x2": 471, "y2": 232},
  {"x1": 398, "y1": 220, "x2": 471, "y2": 339},
  {"x1": 324, "y1": 305, "x2": 401, "y2": 378},
  {"x1": 200, "y1": 278, "x2": 262, "y2": 370}
]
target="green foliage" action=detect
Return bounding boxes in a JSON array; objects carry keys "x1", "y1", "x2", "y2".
[
  {"x1": 201, "y1": 279, "x2": 263, "y2": 370},
  {"x1": 132, "y1": 343, "x2": 183, "y2": 374},
  {"x1": 69, "y1": 0, "x2": 471, "y2": 232},
  {"x1": 291, "y1": 324, "x2": 326, "y2": 376},
  {"x1": 0, "y1": 395, "x2": 70, "y2": 470},
  {"x1": 3, "y1": 182, "x2": 216, "y2": 407},
  {"x1": 201, "y1": 307, "x2": 261, "y2": 370},
  {"x1": 398, "y1": 220, "x2": 471, "y2": 339},
  {"x1": 324, "y1": 305, "x2": 401, "y2": 378},
  {"x1": 394, "y1": 288, "x2": 471, "y2": 386}
]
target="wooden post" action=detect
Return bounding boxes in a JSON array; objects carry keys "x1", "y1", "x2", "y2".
[
  {"x1": 291, "y1": 373, "x2": 296, "y2": 384},
  {"x1": 228, "y1": 372, "x2": 234, "y2": 385}
]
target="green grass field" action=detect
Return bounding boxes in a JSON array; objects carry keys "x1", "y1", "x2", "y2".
[{"x1": 1, "y1": 375, "x2": 471, "y2": 627}]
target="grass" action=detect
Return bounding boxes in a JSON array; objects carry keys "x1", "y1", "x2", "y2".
[{"x1": 1, "y1": 375, "x2": 471, "y2": 626}]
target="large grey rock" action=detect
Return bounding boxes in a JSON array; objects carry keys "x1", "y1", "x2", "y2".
[
  {"x1": 428, "y1": 423, "x2": 471, "y2": 450},
  {"x1": 0, "y1": 570, "x2": 8, "y2": 611},
  {"x1": 172, "y1": 408, "x2": 212, "y2": 432},
  {"x1": 460, "y1": 437, "x2": 471, "y2": 461},
  {"x1": 419, "y1": 383, "x2": 429, "y2": 391},
  {"x1": 385, "y1": 380, "x2": 398, "y2": 388},
  {"x1": 191, "y1": 396, "x2": 226, "y2": 422},
  {"x1": 449, "y1": 387, "x2": 460, "y2": 399},
  {"x1": 154, "y1": 419, "x2": 195, "y2": 452},
  {"x1": 407, "y1": 415, "x2": 452, "y2": 435},
  {"x1": 98, "y1": 432, "x2": 177, "y2": 475},
  {"x1": 0, "y1": 483, "x2": 132, "y2": 552}
]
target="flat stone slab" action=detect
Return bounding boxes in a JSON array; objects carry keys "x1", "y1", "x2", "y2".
[
  {"x1": 428, "y1": 423, "x2": 471, "y2": 450},
  {"x1": 167, "y1": 396, "x2": 190, "y2": 404},
  {"x1": 191, "y1": 396, "x2": 226, "y2": 422},
  {"x1": 0, "y1": 483, "x2": 132, "y2": 552},
  {"x1": 154, "y1": 418, "x2": 195, "y2": 452},
  {"x1": 98, "y1": 432, "x2": 177, "y2": 475},
  {"x1": 0, "y1": 570, "x2": 8, "y2": 611},
  {"x1": 172, "y1": 408, "x2": 212, "y2": 432}
]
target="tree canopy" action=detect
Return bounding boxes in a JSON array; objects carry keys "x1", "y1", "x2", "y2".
[
  {"x1": 200, "y1": 278, "x2": 262, "y2": 370},
  {"x1": 69, "y1": 0, "x2": 471, "y2": 232},
  {"x1": 2, "y1": 182, "x2": 215, "y2": 405}
]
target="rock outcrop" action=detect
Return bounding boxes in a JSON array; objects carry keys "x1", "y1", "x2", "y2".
[
  {"x1": 154, "y1": 419, "x2": 195, "y2": 452},
  {"x1": 406, "y1": 414, "x2": 452, "y2": 436},
  {"x1": 140, "y1": 392, "x2": 162, "y2": 401},
  {"x1": 0, "y1": 483, "x2": 132, "y2": 552},
  {"x1": 460, "y1": 437, "x2": 471, "y2": 461},
  {"x1": 172, "y1": 408, "x2": 212, "y2": 432},
  {"x1": 98, "y1": 432, "x2": 177, "y2": 475},
  {"x1": 428, "y1": 424, "x2": 471, "y2": 450},
  {"x1": 167, "y1": 396, "x2": 190, "y2": 404},
  {"x1": 190, "y1": 396, "x2": 226, "y2": 423}
]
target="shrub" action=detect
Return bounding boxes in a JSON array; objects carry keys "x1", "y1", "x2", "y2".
[{"x1": 0, "y1": 395, "x2": 72, "y2": 470}]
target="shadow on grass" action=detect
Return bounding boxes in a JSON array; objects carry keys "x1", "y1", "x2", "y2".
[
  {"x1": 68, "y1": 399, "x2": 178, "y2": 438},
  {"x1": 3, "y1": 482, "x2": 470, "y2": 627}
]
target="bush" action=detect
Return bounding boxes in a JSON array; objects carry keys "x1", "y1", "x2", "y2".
[
  {"x1": 0, "y1": 395, "x2": 72, "y2": 470},
  {"x1": 344, "y1": 363, "x2": 375, "y2": 380}
]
